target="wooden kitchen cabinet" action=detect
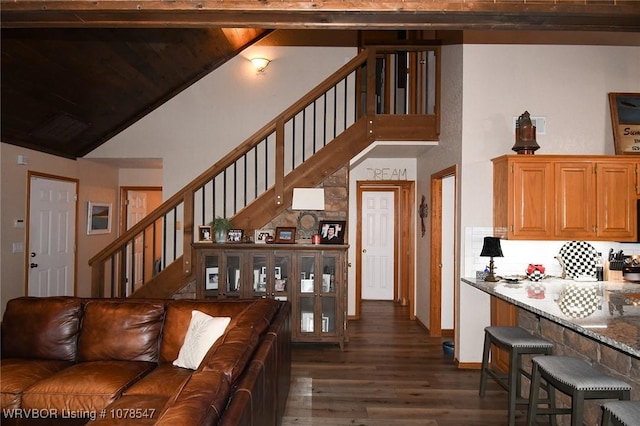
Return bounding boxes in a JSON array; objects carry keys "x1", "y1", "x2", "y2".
[
  {"x1": 493, "y1": 156, "x2": 554, "y2": 239},
  {"x1": 493, "y1": 155, "x2": 637, "y2": 241},
  {"x1": 195, "y1": 243, "x2": 348, "y2": 347}
]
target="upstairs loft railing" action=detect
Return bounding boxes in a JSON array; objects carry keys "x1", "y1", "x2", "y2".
[{"x1": 88, "y1": 45, "x2": 441, "y2": 298}]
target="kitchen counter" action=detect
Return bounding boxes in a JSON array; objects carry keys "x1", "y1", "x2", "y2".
[{"x1": 462, "y1": 277, "x2": 640, "y2": 359}]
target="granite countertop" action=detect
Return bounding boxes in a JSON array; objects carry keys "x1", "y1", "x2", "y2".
[{"x1": 462, "y1": 277, "x2": 640, "y2": 359}]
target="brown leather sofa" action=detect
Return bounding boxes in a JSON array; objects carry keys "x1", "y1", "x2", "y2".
[{"x1": 0, "y1": 296, "x2": 291, "y2": 426}]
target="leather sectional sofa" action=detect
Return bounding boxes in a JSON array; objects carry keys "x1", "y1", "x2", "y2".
[{"x1": 0, "y1": 296, "x2": 290, "y2": 425}]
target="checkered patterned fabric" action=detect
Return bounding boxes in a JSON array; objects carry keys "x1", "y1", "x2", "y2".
[
  {"x1": 557, "y1": 283, "x2": 600, "y2": 318},
  {"x1": 558, "y1": 241, "x2": 598, "y2": 279}
]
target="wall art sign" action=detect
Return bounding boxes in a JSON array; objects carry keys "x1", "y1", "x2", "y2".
[{"x1": 609, "y1": 92, "x2": 640, "y2": 155}]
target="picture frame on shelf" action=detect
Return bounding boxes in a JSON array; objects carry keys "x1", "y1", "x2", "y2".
[
  {"x1": 205, "y1": 267, "x2": 219, "y2": 290},
  {"x1": 274, "y1": 266, "x2": 282, "y2": 279},
  {"x1": 301, "y1": 279, "x2": 314, "y2": 293},
  {"x1": 87, "y1": 202, "x2": 112, "y2": 235},
  {"x1": 275, "y1": 226, "x2": 296, "y2": 244},
  {"x1": 609, "y1": 92, "x2": 640, "y2": 155},
  {"x1": 318, "y1": 220, "x2": 346, "y2": 244},
  {"x1": 198, "y1": 225, "x2": 212, "y2": 242},
  {"x1": 254, "y1": 228, "x2": 275, "y2": 244},
  {"x1": 226, "y1": 229, "x2": 244, "y2": 243}
]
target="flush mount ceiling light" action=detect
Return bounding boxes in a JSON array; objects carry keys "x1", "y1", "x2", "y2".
[{"x1": 250, "y1": 57, "x2": 271, "y2": 73}]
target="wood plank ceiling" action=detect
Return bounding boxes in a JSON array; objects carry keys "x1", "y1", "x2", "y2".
[{"x1": 1, "y1": 1, "x2": 639, "y2": 159}]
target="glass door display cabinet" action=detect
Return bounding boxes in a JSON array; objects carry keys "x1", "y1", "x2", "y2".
[
  {"x1": 199, "y1": 250, "x2": 242, "y2": 299},
  {"x1": 295, "y1": 249, "x2": 345, "y2": 349},
  {"x1": 249, "y1": 252, "x2": 290, "y2": 301},
  {"x1": 195, "y1": 244, "x2": 347, "y2": 347}
]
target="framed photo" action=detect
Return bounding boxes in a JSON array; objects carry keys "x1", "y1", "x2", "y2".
[
  {"x1": 254, "y1": 228, "x2": 274, "y2": 244},
  {"x1": 198, "y1": 225, "x2": 212, "y2": 242},
  {"x1": 318, "y1": 220, "x2": 346, "y2": 244},
  {"x1": 609, "y1": 92, "x2": 640, "y2": 155},
  {"x1": 227, "y1": 229, "x2": 243, "y2": 243},
  {"x1": 205, "y1": 267, "x2": 219, "y2": 290},
  {"x1": 275, "y1": 226, "x2": 296, "y2": 244},
  {"x1": 274, "y1": 266, "x2": 282, "y2": 279},
  {"x1": 87, "y1": 202, "x2": 112, "y2": 235}
]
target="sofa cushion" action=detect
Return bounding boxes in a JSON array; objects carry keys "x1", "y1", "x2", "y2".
[
  {"x1": 78, "y1": 299, "x2": 165, "y2": 363},
  {"x1": 0, "y1": 359, "x2": 73, "y2": 410},
  {"x1": 159, "y1": 300, "x2": 255, "y2": 364},
  {"x1": 124, "y1": 364, "x2": 193, "y2": 397},
  {"x1": 173, "y1": 311, "x2": 231, "y2": 370},
  {"x1": 1, "y1": 296, "x2": 82, "y2": 362},
  {"x1": 21, "y1": 360, "x2": 155, "y2": 413},
  {"x1": 154, "y1": 370, "x2": 231, "y2": 426},
  {"x1": 159, "y1": 299, "x2": 279, "y2": 365},
  {"x1": 89, "y1": 395, "x2": 168, "y2": 425}
]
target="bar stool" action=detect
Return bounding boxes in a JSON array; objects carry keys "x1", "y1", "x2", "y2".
[
  {"x1": 527, "y1": 356, "x2": 631, "y2": 426},
  {"x1": 479, "y1": 326, "x2": 554, "y2": 426},
  {"x1": 601, "y1": 401, "x2": 640, "y2": 426}
]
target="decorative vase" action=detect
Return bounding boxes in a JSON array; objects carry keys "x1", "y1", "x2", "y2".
[
  {"x1": 214, "y1": 229, "x2": 227, "y2": 243},
  {"x1": 526, "y1": 264, "x2": 545, "y2": 282}
]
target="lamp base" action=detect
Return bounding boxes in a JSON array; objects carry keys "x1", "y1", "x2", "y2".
[
  {"x1": 483, "y1": 258, "x2": 499, "y2": 282},
  {"x1": 484, "y1": 273, "x2": 499, "y2": 282}
]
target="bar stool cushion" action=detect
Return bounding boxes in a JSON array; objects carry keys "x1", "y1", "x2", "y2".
[
  {"x1": 485, "y1": 326, "x2": 554, "y2": 350},
  {"x1": 601, "y1": 401, "x2": 640, "y2": 426},
  {"x1": 533, "y1": 356, "x2": 632, "y2": 392}
]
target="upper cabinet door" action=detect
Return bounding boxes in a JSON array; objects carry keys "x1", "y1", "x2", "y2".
[
  {"x1": 596, "y1": 161, "x2": 636, "y2": 240},
  {"x1": 510, "y1": 160, "x2": 555, "y2": 239},
  {"x1": 554, "y1": 161, "x2": 596, "y2": 239}
]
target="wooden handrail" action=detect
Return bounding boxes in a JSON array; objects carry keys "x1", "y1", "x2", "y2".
[{"x1": 89, "y1": 44, "x2": 440, "y2": 298}]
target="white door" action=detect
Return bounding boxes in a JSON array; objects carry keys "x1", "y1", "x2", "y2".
[
  {"x1": 361, "y1": 191, "x2": 395, "y2": 300},
  {"x1": 126, "y1": 190, "x2": 148, "y2": 294},
  {"x1": 28, "y1": 176, "x2": 77, "y2": 297}
]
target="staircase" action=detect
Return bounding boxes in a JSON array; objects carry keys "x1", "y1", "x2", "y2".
[{"x1": 88, "y1": 45, "x2": 440, "y2": 299}]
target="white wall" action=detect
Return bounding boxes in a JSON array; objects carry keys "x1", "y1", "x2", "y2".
[
  {"x1": 456, "y1": 44, "x2": 640, "y2": 364},
  {"x1": 88, "y1": 46, "x2": 357, "y2": 198}
]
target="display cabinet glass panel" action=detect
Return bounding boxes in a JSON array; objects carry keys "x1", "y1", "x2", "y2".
[
  {"x1": 299, "y1": 255, "x2": 316, "y2": 293},
  {"x1": 321, "y1": 256, "x2": 336, "y2": 294},
  {"x1": 321, "y1": 297, "x2": 336, "y2": 333},
  {"x1": 224, "y1": 254, "x2": 242, "y2": 298},
  {"x1": 299, "y1": 297, "x2": 315, "y2": 333},
  {"x1": 251, "y1": 254, "x2": 268, "y2": 295},
  {"x1": 203, "y1": 254, "x2": 220, "y2": 298},
  {"x1": 274, "y1": 255, "x2": 289, "y2": 301}
]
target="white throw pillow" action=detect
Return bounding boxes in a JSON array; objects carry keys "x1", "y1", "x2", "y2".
[{"x1": 173, "y1": 310, "x2": 231, "y2": 370}]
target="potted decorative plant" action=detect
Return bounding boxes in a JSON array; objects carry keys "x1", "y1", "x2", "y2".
[{"x1": 209, "y1": 217, "x2": 233, "y2": 243}]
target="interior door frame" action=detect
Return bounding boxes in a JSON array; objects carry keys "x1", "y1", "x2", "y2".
[
  {"x1": 119, "y1": 186, "x2": 162, "y2": 234},
  {"x1": 356, "y1": 180, "x2": 415, "y2": 320},
  {"x1": 429, "y1": 165, "x2": 458, "y2": 337},
  {"x1": 25, "y1": 171, "x2": 79, "y2": 296}
]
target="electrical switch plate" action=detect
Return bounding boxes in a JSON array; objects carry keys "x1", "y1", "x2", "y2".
[{"x1": 12, "y1": 242, "x2": 24, "y2": 253}]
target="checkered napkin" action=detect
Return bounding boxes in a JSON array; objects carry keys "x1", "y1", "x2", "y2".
[{"x1": 557, "y1": 283, "x2": 600, "y2": 318}]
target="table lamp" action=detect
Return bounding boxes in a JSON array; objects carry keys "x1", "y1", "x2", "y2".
[{"x1": 480, "y1": 236, "x2": 503, "y2": 282}]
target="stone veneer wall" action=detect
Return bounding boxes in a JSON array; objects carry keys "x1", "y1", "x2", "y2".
[
  {"x1": 263, "y1": 164, "x2": 349, "y2": 242},
  {"x1": 518, "y1": 308, "x2": 639, "y2": 426}
]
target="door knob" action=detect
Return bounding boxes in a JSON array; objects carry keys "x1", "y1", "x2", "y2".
[{"x1": 30, "y1": 263, "x2": 38, "y2": 268}]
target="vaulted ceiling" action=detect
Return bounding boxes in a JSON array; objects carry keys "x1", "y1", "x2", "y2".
[{"x1": 2, "y1": 1, "x2": 639, "y2": 159}]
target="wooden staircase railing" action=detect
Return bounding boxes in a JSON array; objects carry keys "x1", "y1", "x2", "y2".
[{"x1": 88, "y1": 45, "x2": 440, "y2": 299}]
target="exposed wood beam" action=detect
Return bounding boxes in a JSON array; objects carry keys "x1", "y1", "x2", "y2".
[{"x1": 2, "y1": 1, "x2": 640, "y2": 32}]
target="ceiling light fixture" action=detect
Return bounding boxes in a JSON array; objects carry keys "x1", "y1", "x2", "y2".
[{"x1": 250, "y1": 57, "x2": 271, "y2": 73}]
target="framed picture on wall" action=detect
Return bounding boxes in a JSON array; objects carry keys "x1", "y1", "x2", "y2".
[
  {"x1": 609, "y1": 92, "x2": 640, "y2": 155},
  {"x1": 87, "y1": 202, "x2": 112, "y2": 235}
]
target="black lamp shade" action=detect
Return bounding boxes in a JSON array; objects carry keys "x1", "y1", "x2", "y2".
[{"x1": 480, "y1": 237, "x2": 503, "y2": 258}]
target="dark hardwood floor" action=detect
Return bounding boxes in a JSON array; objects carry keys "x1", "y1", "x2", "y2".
[{"x1": 282, "y1": 300, "x2": 539, "y2": 426}]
